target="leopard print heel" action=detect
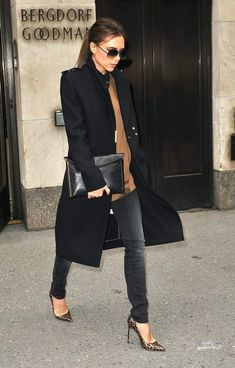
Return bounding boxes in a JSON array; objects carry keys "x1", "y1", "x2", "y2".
[
  {"x1": 49, "y1": 293, "x2": 73, "y2": 322},
  {"x1": 127, "y1": 314, "x2": 165, "y2": 351}
]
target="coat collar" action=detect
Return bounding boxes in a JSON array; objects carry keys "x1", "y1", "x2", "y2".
[{"x1": 86, "y1": 55, "x2": 110, "y2": 90}]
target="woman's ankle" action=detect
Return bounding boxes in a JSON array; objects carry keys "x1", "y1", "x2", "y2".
[{"x1": 50, "y1": 291, "x2": 66, "y2": 300}]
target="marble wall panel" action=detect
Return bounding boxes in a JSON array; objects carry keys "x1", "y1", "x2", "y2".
[
  {"x1": 19, "y1": 40, "x2": 80, "y2": 121},
  {"x1": 22, "y1": 119, "x2": 68, "y2": 188},
  {"x1": 218, "y1": 97, "x2": 235, "y2": 170},
  {"x1": 212, "y1": 0, "x2": 235, "y2": 22},
  {"x1": 212, "y1": 96, "x2": 221, "y2": 170},
  {"x1": 14, "y1": 1, "x2": 95, "y2": 121},
  {"x1": 219, "y1": 0, "x2": 235, "y2": 21},
  {"x1": 212, "y1": 22, "x2": 220, "y2": 98},
  {"x1": 219, "y1": 23, "x2": 235, "y2": 97},
  {"x1": 212, "y1": 0, "x2": 220, "y2": 22},
  {"x1": 213, "y1": 97, "x2": 235, "y2": 171}
]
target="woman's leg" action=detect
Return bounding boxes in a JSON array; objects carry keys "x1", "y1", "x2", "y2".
[
  {"x1": 111, "y1": 189, "x2": 149, "y2": 323},
  {"x1": 50, "y1": 255, "x2": 72, "y2": 299}
]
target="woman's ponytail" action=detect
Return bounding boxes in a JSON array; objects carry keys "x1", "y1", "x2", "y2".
[{"x1": 76, "y1": 31, "x2": 91, "y2": 68}]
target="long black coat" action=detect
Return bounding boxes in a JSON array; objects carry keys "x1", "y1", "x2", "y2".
[{"x1": 55, "y1": 57, "x2": 184, "y2": 267}]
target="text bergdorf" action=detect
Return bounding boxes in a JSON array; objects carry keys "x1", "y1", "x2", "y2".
[{"x1": 21, "y1": 8, "x2": 93, "y2": 22}]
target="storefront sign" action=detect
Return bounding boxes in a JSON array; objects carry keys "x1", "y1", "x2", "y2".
[{"x1": 20, "y1": 8, "x2": 94, "y2": 41}]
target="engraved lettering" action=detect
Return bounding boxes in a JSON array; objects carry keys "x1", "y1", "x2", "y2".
[
  {"x1": 63, "y1": 27, "x2": 73, "y2": 40},
  {"x1": 20, "y1": 7, "x2": 94, "y2": 41},
  {"x1": 86, "y1": 9, "x2": 92, "y2": 21},
  {"x1": 21, "y1": 9, "x2": 28, "y2": 22},
  {"x1": 57, "y1": 9, "x2": 64, "y2": 22},
  {"x1": 34, "y1": 28, "x2": 49, "y2": 40},
  {"x1": 78, "y1": 9, "x2": 85, "y2": 21},
  {"x1": 38, "y1": 9, "x2": 45, "y2": 22},
  {"x1": 67, "y1": 9, "x2": 76, "y2": 21},
  {"x1": 29, "y1": 9, "x2": 37, "y2": 22},
  {"x1": 52, "y1": 28, "x2": 60, "y2": 40},
  {"x1": 22, "y1": 27, "x2": 31, "y2": 40},
  {"x1": 74, "y1": 27, "x2": 83, "y2": 39},
  {"x1": 46, "y1": 8, "x2": 55, "y2": 21}
]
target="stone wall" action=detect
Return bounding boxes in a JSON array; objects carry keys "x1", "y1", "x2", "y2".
[
  {"x1": 212, "y1": 0, "x2": 235, "y2": 208},
  {"x1": 10, "y1": 0, "x2": 95, "y2": 229}
]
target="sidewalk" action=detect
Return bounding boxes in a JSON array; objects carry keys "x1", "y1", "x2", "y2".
[{"x1": 0, "y1": 209, "x2": 234, "y2": 368}]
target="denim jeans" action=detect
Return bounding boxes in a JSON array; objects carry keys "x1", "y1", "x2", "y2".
[{"x1": 50, "y1": 189, "x2": 149, "y2": 323}]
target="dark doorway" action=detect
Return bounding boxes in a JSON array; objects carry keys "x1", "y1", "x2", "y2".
[
  {"x1": 96, "y1": 0, "x2": 213, "y2": 210},
  {"x1": 0, "y1": 0, "x2": 22, "y2": 231}
]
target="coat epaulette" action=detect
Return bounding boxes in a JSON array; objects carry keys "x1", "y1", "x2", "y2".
[{"x1": 61, "y1": 67, "x2": 81, "y2": 75}]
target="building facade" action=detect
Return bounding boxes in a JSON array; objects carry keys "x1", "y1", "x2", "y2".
[{"x1": 0, "y1": 0, "x2": 235, "y2": 231}]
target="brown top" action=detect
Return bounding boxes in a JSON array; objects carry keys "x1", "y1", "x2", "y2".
[{"x1": 108, "y1": 73, "x2": 136, "y2": 201}]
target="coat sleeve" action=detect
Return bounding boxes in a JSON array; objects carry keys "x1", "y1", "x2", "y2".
[{"x1": 61, "y1": 72, "x2": 107, "y2": 192}]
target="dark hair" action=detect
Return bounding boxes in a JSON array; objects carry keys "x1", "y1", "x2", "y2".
[{"x1": 76, "y1": 17, "x2": 126, "y2": 67}]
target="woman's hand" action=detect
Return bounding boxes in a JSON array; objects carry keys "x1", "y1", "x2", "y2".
[{"x1": 88, "y1": 185, "x2": 110, "y2": 199}]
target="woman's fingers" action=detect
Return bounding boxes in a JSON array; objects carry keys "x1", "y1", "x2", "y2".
[
  {"x1": 87, "y1": 185, "x2": 110, "y2": 199},
  {"x1": 104, "y1": 185, "x2": 111, "y2": 195}
]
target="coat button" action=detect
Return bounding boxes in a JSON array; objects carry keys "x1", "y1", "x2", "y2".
[
  {"x1": 128, "y1": 135, "x2": 131, "y2": 139},
  {"x1": 135, "y1": 132, "x2": 138, "y2": 135},
  {"x1": 132, "y1": 126, "x2": 136, "y2": 130}
]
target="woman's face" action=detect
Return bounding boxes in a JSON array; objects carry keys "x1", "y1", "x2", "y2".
[{"x1": 90, "y1": 35, "x2": 125, "y2": 74}]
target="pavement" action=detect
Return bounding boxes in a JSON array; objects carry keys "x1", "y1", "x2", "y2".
[{"x1": 0, "y1": 208, "x2": 235, "y2": 368}]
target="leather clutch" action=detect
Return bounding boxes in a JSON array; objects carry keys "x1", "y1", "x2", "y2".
[{"x1": 64, "y1": 153, "x2": 125, "y2": 198}]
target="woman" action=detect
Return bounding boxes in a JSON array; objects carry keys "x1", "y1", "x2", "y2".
[{"x1": 49, "y1": 18, "x2": 184, "y2": 351}]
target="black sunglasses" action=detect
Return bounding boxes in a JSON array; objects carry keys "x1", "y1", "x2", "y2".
[{"x1": 96, "y1": 44, "x2": 128, "y2": 60}]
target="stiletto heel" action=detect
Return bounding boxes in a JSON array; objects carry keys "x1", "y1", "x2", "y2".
[
  {"x1": 127, "y1": 325, "x2": 130, "y2": 343},
  {"x1": 127, "y1": 314, "x2": 165, "y2": 351},
  {"x1": 49, "y1": 293, "x2": 73, "y2": 322}
]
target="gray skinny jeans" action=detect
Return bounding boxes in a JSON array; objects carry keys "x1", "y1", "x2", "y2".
[{"x1": 50, "y1": 189, "x2": 149, "y2": 323}]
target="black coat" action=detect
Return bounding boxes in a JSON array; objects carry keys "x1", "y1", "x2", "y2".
[{"x1": 55, "y1": 57, "x2": 184, "y2": 267}]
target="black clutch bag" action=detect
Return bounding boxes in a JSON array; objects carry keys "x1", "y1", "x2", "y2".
[{"x1": 64, "y1": 153, "x2": 125, "y2": 198}]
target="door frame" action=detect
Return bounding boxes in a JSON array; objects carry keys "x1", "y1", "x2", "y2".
[{"x1": 0, "y1": 0, "x2": 22, "y2": 220}]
